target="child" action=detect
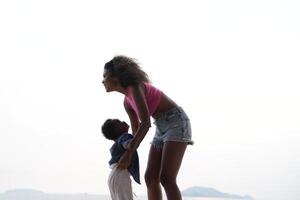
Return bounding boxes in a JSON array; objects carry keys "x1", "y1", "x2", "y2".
[{"x1": 101, "y1": 118, "x2": 140, "y2": 200}]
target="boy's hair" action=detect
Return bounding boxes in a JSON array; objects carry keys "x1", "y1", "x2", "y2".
[
  {"x1": 101, "y1": 119, "x2": 121, "y2": 140},
  {"x1": 104, "y1": 55, "x2": 150, "y2": 88}
]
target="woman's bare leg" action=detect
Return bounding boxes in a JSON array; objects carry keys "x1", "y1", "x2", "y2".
[
  {"x1": 145, "y1": 145, "x2": 163, "y2": 200},
  {"x1": 160, "y1": 141, "x2": 187, "y2": 200}
]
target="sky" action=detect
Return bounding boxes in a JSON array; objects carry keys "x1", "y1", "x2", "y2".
[{"x1": 0, "y1": 0, "x2": 300, "y2": 200}]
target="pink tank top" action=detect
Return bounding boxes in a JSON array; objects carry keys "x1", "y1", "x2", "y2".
[{"x1": 125, "y1": 82, "x2": 162, "y2": 116}]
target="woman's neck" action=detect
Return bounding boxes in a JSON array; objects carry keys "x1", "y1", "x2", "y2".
[{"x1": 114, "y1": 86, "x2": 129, "y2": 96}]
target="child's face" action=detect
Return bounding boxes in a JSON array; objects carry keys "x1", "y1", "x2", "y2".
[{"x1": 112, "y1": 119, "x2": 129, "y2": 134}]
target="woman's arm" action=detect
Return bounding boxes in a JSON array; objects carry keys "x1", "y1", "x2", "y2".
[
  {"x1": 124, "y1": 100, "x2": 139, "y2": 135},
  {"x1": 126, "y1": 84, "x2": 151, "y2": 150},
  {"x1": 118, "y1": 84, "x2": 151, "y2": 169}
]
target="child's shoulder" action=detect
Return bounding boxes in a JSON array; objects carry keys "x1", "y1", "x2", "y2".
[{"x1": 116, "y1": 133, "x2": 133, "y2": 144}]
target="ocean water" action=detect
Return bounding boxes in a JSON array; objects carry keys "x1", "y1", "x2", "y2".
[
  {"x1": 183, "y1": 198, "x2": 238, "y2": 200},
  {"x1": 0, "y1": 193, "x2": 243, "y2": 200},
  {"x1": 134, "y1": 196, "x2": 239, "y2": 200}
]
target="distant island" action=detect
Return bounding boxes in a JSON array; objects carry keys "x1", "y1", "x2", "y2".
[
  {"x1": 182, "y1": 186, "x2": 254, "y2": 199},
  {"x1": 0, "y1": 187, "x2": 254, "y2": 200}
]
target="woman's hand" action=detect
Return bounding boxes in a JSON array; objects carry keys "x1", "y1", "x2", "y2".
[{"x1": 117, "y1": 149, "x2": 133, "y2": 170}]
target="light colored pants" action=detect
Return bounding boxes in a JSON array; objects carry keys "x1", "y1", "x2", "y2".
[{"x1": 108, "y1": 164, "x2": 133, "y2": 200}]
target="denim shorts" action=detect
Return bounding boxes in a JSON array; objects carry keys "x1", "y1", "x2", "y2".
[{"x1": 152, "y1": 106, "x2": 194, "y2": 149}]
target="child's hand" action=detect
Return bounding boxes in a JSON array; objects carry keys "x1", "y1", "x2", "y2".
[{"x1": 117, "y1": 149, "x2": 133, "y2": 170}]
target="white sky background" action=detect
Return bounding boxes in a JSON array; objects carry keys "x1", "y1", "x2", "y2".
[{"x1": 0, "y1": 0, "x2": 300, "y2": 200}]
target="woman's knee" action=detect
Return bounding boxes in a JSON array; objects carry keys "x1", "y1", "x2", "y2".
[
  {"x1": 159, "y1": 173, "x2": 176, "y2": 188},
  {"x1": 144, "y1": 171, "x2": 160, "y2": 187}
]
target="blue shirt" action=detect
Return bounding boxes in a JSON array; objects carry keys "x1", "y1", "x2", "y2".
[{"x1": 108, "y1": 133, "x2": 140, "y2": 184}]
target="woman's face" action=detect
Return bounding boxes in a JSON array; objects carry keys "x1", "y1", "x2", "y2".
[{"x1": 102, "y1": 69, "x2": 118, "y2": 92}]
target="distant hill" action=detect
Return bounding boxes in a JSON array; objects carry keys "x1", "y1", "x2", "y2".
[{"x1": 181, "y1": 186, "x2": 254, "y2": 199}]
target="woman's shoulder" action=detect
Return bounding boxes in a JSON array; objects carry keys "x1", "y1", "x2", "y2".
[
  {"x1": 143, "y1": 81, "x2": 161, "y2": 89},
  {"x1": 126, "y1": 83, "x2": 148, "y2": 95}
]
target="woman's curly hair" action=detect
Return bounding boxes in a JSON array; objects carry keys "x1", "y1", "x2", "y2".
[{"x1": 104, "y1": 55, "x2": 150, "y2": 88}]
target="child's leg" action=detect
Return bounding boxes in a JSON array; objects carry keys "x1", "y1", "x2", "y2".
[
  {"x1": 116, "y1": 169, "x2": 133, "y2": 200},
  {"x1": 108, "y1": 165, "x2": 118, "y2": 200},
  {"x1": 108, "y1": 165, "x2": 133, "y2": 200}
]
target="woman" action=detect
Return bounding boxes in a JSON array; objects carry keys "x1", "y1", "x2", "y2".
[{"x1": 102, "y1": 55, "x2": 193, "y2": 200}]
